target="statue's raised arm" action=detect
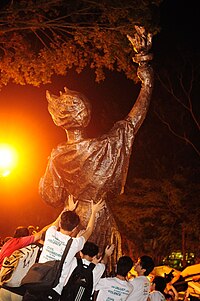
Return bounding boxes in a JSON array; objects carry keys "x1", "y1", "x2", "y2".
[{"x1": 127, "y1": 25, "x2": 154, "y2": 133}]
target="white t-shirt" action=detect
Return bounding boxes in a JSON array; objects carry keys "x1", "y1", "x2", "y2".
[
  {"x1": 126, "y1": 276, "x2": 150, "y2": 301},
  {"x1": 39, "y1": 225, "x2": 85, "y2": 295},
  {"x1": 149, "y1": 290, "x2": 166, "y2": 301},
  {"x1": 95, "y1": 277, "x2": 133, "y2": 301}
]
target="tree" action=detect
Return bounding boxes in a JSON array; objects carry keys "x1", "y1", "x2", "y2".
[
  {"x1": 112, "y1": 174, "x2": 200, "y2": 265},
  {"x1": 0, "y1": 0, "x2": 161, "y2": 88},
  {"x1": 154, "y1": 51, "x2": 200, "y2": 158}
]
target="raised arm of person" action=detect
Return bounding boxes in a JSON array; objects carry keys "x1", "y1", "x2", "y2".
[
  {"x1": 32, "y1": 195, "x2": 78, "y2": 241},
  {"x1": 127, "y1": 25, "x2": 154, "y2": 134},
  {"x1": 166, "y1": 283, "x2": 179, "y2": 301},
  {"x1": 101, "y1": 244, "x2": 115, "y2": 265},
  {"x1": 82, "y1": 199, "x2": 105, "y2": 242},
  {"x1": 51, "y1": 194, "x2": 78, "y2": 228},
  {"x1": 92, "y1": 244, "x2": 115, "y2": 265}
]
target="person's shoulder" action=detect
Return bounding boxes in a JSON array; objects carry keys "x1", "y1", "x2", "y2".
[
  {"x1": 122, "y1": 278, "x2": 134, "y2": 288},
  {"x1": 45, "y1": 225, "x2": 58, "y2": 235},
  {"x1": 98, "y1": 277, "x2": 112, "y2": 284},
  {"x1": 74, "y1": 235, "x2": 85, "y2": 244},
  {"x1": 131, "y1": 275, "x2": 146, "y2": 282},
  {"x1": 94, "y1": 262, "x2": 105, "y2": 273},
  {"x1": 47, "y1": 225, "x2": 57, "y2": 231},
  {"x1": 150, "y1": 290, "x2": 158, "y2": 295},
  {"x1": 70, "y1": 235, "x2": 85, "y2": 249},
  {"x1": 95, "y1": 262, "x2": 105, "y2": 268},
  {"x1": 130, "y1": 275, "x2": 149, "y2": 286}
]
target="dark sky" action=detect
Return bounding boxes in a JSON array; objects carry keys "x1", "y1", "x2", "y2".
[{"x1": 0, "y1": 0, "x2": 199, "y2": 239}]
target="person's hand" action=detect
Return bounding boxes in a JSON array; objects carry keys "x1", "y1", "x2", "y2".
[
  {"x1": 105, "y1": 244, "x2": 115, "y2": 257},
  {"x1": 92, "y1": 255, "x2": 102, "y2": 265},
  {"x1": 65, "y1": 194, "x2": 78, "y2": 211},
  {"x1": 91, "y1": 199, "x2": 105, "y2": 215}
]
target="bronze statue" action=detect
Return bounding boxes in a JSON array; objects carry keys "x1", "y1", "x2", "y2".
[{"x1": 39, "y1": 26, "x2": 154, "y2": 263}]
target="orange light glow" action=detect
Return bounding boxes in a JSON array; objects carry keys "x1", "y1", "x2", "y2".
[{"x1": 0, "y1": 144, "x2": 18, "y2": 177}]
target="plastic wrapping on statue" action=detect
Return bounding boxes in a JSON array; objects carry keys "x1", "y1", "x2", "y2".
[
  {"x1": 39, "y1": 26, "x2": 154, "y2": 265},
  {"x1": 39, "y1": 107, "x2": 136, "y2": 257},
  {"x1": 39, "y1": 76, "x2": 152, "y2": 262}
]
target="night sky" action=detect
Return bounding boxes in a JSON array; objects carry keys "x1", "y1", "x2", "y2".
[{"x1": 0, "y1": 0, "x2": 199, "y2": 239}]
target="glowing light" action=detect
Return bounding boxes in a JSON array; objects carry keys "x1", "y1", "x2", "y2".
[{"x1": 0, "y1": 144, "x2": 18, "y2": 177}]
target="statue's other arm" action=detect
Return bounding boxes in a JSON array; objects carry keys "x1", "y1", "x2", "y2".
[{"x1": 127, "y1": 26, "x2": 154, "y2": 134}]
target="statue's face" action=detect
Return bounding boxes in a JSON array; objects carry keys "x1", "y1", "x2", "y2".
[{"x1": 46, "y1": 88, "x2": 91, "y2": 129}]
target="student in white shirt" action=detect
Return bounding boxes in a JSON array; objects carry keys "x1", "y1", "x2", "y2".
[
  {"x1": 94, "y1": 256, "x2": 134, "y2": 301},
  {"x1": 127, "y1": 255, "x2": 155, "y2": 301},
  {"x1": 149, "y1": 276, "x2": 166, "y2": 301},
  {"x1": 22, "y1": 195, "x2": 105, "y2": 301},
  {"x1": 61, "y1": 241, "x2": 115, "y2": 300}
]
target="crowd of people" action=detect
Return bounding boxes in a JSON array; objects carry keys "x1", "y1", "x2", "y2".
[{"x1": 0, "y1": 196, "x2": 199, "y2": 301}]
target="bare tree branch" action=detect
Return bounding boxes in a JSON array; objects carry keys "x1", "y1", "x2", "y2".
[{"x1": 155, "y1": 56, "x2": 200, "y2": 157}]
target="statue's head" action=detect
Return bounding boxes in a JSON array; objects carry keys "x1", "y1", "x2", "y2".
[{"x1": 46, "y1": 87, "x2": 91, "y2": 129}]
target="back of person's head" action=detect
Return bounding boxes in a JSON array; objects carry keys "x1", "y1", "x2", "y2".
[
  {"x1": 28, "y1": 225, "x2": 37, "y2": 235},
  {"x1": 81, "y1": 241, "x2": 99, "y2": 257},
  {"x1": 13, "y1": 226, "x2": 29, "y2": 238},
  {"x1": 117, "y1": 256, "x2": 133, "y2": 277},
  {"x1": 153, "y1": 276, "x2": 166, "y2": 293},
  {"x1": 165, "y1": 293, "x2": 173, "y2": 301},
  {"x1": 140, "y1": 255, "x2": 155, "y2": 276},
  {"x1": 60, "y1": 211, "x2": 80, "y2": 231}
]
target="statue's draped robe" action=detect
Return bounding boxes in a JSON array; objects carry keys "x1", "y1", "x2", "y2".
[{"x1": 39, "y1": 117, "x2": 135, "y2": 257}]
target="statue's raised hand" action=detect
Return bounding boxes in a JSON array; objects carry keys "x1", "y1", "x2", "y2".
[{"x1": 127, "y1": 25, "x2": 153, "y2": 64}]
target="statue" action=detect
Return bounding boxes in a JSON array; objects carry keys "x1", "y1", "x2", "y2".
[{"x1": 39, "y1": 26, "x2": 154, "y2": 266}]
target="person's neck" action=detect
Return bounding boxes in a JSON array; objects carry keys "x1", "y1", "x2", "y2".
[
  {"x1": 137, "y1": 272, "x2": 145, "y2": 276},
  {"x1": 60, "y1": 228, "x2": 73, "y2": 236},
  {"x1": 82, "y1": 255, "x2": 93, "y2": 262},
  {"x1": 65, "y1": 129, "x2": 84, "y2": 143},
  {"x1": 116, "y1": 274, "x2": 127, "y2": 281}
]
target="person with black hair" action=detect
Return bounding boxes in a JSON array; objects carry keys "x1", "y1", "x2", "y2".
[
  {"x1": 0, "y1": 226, "x2": 44, "y2": 270},
  {"x1": 94, "y1": 256, "x2": 134, "y2": 300},
  {"x1": 0, "y1": 228, "x2": 45, "y2": 301},
  {"x1": 127, "y1": 255, "x2": 155, "y2": 301},
  {"x1": 61, "y1": 241, "x2": 114, "y2": 300},
  {"x1": 22, "y1": 196, "x2": 105, "y2": 301},
  {"x1": 149, "y1": 276, "x2": 166, "y2": 301}
]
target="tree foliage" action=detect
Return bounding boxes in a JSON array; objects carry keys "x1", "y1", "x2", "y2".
[
  {"x1": 112, "y1": 174, "x2": 200, "y2": 265},
  {"x1": 0, "y1": 0, "x2": 161, "y2": 87}
]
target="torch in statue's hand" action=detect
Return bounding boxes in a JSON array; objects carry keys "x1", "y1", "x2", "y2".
[{"x1": 127, "y1": 25, "x2": 153, "y2": 64}]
